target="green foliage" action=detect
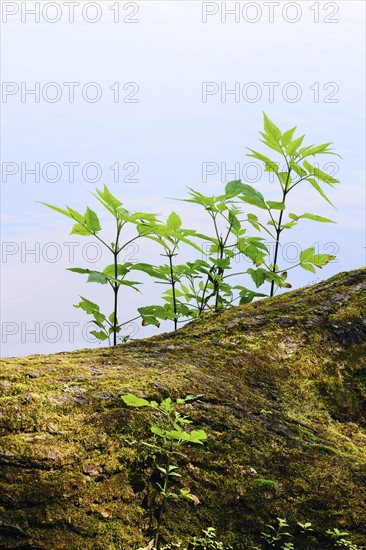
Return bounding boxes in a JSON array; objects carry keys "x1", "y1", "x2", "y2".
[
  {"x1": 136, "y1": 520, "x2": 363, "y2": 550},
  {"x1": 159, "y1": 527, "x2": 233, "y2": 549},
  {"x1": 231, "y1": 112, "x2": 340, "y2": 296},
  {"x1": 259, "y1": 518, "x2": 363, "y2": 550},
  {"x1": 38, "y1": 185, "x2": 161, "y2": 345},
  {"x1": 261, "y1": 517, "x2": 294, "y2": 548},
  {"x1": 135, "y1": 211, "x2": 202, "y2": 330},
  {"x1": 39, "y1": 115, "x2": 340, "y2": 342},
  {"x1": 122, "y1": 394, "x2": 207, "y2": 548},
  {"x1": 326, "y1": 528, "x2": 362, "y2": 549}
]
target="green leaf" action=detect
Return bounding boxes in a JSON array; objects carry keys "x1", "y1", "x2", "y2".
[
  {"x1": 167, "y1": 211, "x2": 182, "y2": 231},
  {"x1": 289, "y1": 161, "x2": 307, "y2": 178},
  {"x1": 313, "y1": 253, "x2": 336, "y2": 267},
  {"x1": 281, "y1": 127, "x2": 297, "y2": 146},
  {"x1": 172, "y1": 232, "x2": 202, "y2": 253},
  {"x1": 264, "y1": 162, "x2": 279, "y2": 174},
  {"x1": 307, "y1": 178, "x2": 334, "y2": 206},
  {"x1": 65, "y1": 207, "x2": 84, "y2": 224},
  {"x1": 235, "y1": 286, "x2": 267, "y2": 304},
  {"x1": 119, "y1": 279, "x2": 142, "y2": 290},
  {"x1": 225, "y1": 180, "x2": 244, "y2": 196},
  {"x1": 299, "y1": 247, "x2": 335, "y2": 269},
  {"x1": 108, "y1": 312, "x2": 116, "y2": 324},
  {"x1": 90, "y1": 330, "x2": 108, "y2": 341},
  {"x1": 237, "y1": 238, "x2": 249, "y2": 254},
  {"x1": 183, "y1": 188, "x2": 216, "y2": 209},
  {"x1": 36, "y1": 202, "x2": 77, "y2": 221},
  {"x1": 122, "y1": 394, "x2": 152, "y2": 408},
  {"x1": 132, "y1": 263, "x2": 167, "y2": 279},
  {"x1": 278, "y1": 172, "x2": 290, "y2": 187},
  {"x1": 103, "y1": 264, "x2": 130, "y2": 278},
  {"x1": 138, "y1": 305, "x2": 176, "y2": 326},
  {"x1": 300, "y1": 247, "x2": 315, "y2": 263},
  {"x1": 266, "y1": 201, "x2": 285, "y2": 210},
  {"x1": 263, "y1": 113, "x2": 281, "y2": 141},
  {"x1": 298, "y1": 213, "x2": 335, "y2": 223},
  {"x1": 260, "y1": 135, "x2": 283, "y2": 154},
  {"x1": 92, "y1": 310, "x2": 106, "y2": 324},
  {"x1": 246, "y1": 150, "x2": 278, "y2": 172},
  {"x1": 286, "y1": 135, "x2": 305, "y2": 156},
  {"x1": 67, "y1": 267, "x2": 92, "y2": 275},
  {"x1": 300, "y1": 263, "x2": 316, "y2": 273},
  {"x1": 303, "y1": 160, "x2": 339, "y2": 184},
  {"x1": 84, "y1": 207, "x2": 101, "y2": 233},
  {"x1": 247, "y1": 213, "x2": 260, "y2": 231},
  {"x1": 281, "y1": 221, "x2": 298, "y2": 230},
  {"x1": 186, "y1": 429, "x2": 207, "y2": 444},
  {"x1": 228, "y1": 210, "x2": 241, "y2": 232},
  {"x1": 151, "y1": 424, "x2": 166, "y2": 438},
  {"x1": 95, "y1": 185, "x2": 122, "y2": 210},
  {"x1": 239, "y1": 184, "x2": 266, "y2": 210},
  {"x1": 247, "y1": 268, "x2": 267, "y2": 288},
  {"x1": 247, "y1": 237, "x2": 269, "y2": 252},
  {"x1": 87, "y1": 272, "x2": 108, "y2": 284},
  {"x1": 300, "y1": 143, "x2": 336, "y2": 159},
  {"x1": 75, "y1": 296, "x2": 100, "y2": 314},
  {"x1": 242, "y1": 245, "x2": 266, "y2": 267},
  {"x1": 70, "y1": 223, "x2": 92, "y2": 236}
]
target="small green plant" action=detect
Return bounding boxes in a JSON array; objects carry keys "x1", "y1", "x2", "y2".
[
  {"x1": 153, "y1": 527, "x2": 232, "y2": 550},
  {"x1": 179, "y1": 189, "x2": 268, "y2": 311},
  {"x1": 38, "y1": 186, "x2": 163, "y2": 345},
  {"x1": 261, "y1": 517, "x2": 293, "y2": 548},
  {"x1": 122, "y1": 394, "x2": 207, "y2": 549},
  {"x1": 326, "y1": 528, "x2": 362, "y2": 549},
  {"x1": 226, "y1": 113, "x2": 340, "y2": 296},
  {"x1": 261, "y1": 519, "x2": 363, "y2": 550},
  {"x1": 135, "y1": 211, "x2": 202, "y2": 330},
  {"x1": 189, "y1": 527, "x2": 233, "y2": 549}
]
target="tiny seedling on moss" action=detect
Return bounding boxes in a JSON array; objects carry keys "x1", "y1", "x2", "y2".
[{"x1": 122, "y1": 393, "x2": 207, "y2": 549}]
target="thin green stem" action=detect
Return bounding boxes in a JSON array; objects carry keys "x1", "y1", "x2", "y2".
[
  {"x1": 112, "y1": 220, "x2": 122, "y2": 346},
  {"x1": 168, "y1": 253, "x2": 178, "y2": 331},
  {"x1": 90, "y1": 231, "x2": 114, "y2": 254},
  {"x1": 154, "y1": 445, "x2": 172, "y2": 549},
  {"x1": 270, "y1": 166, "x2": 291, "y2": 297},
  {"x1": 116, "y1": 233, "x2": 141, "y2": 255}
]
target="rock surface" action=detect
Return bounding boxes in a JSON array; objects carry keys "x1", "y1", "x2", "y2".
[{"x1": 0, "y1": 268, "x2": 365, "y2": 549}]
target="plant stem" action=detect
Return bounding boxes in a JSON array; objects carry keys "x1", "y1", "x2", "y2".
[
  {"x1": 154, "y1": 447, "x2": 172, "y2": 549},
  {"x1": 270, "y1": 173, "x2": 291, "y2": 297},
  {"x1": 168, "y1": 253, "x2": 178, "y2": 331},
  {"x1": 112, "y1": 221, "x2": 122, "y2": 346},
  {"x1": 113, "y1": 251, "x2": 119, "y2": 346},
  {"x1": 214, "y1": 237, "x2": 225, "y2": 310}
]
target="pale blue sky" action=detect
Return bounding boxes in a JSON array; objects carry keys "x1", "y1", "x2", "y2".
[{"x1": 1, "y1": 1, "x2": 365, "y2": 356}]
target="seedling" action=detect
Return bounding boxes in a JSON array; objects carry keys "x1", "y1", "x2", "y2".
[{"x1": 122, "y1": 393, "x2": 207, "y2": 548}]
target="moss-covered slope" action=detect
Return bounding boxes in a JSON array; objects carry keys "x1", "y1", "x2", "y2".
[{"x1": 1, "y1": 268, "x2": 365, "y2": 549}]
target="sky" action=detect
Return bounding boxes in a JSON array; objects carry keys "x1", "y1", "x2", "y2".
[{"x1": 1, "y1": 0, "x2": 365, "y2": 357}]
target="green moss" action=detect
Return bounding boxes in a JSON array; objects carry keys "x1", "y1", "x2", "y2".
[
  {"x1": 0, "y1": 268, "x2": 365, "y2": 549},
  {"x1": 251, "y1": 478, "x2": 276, "y2": 491}
]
